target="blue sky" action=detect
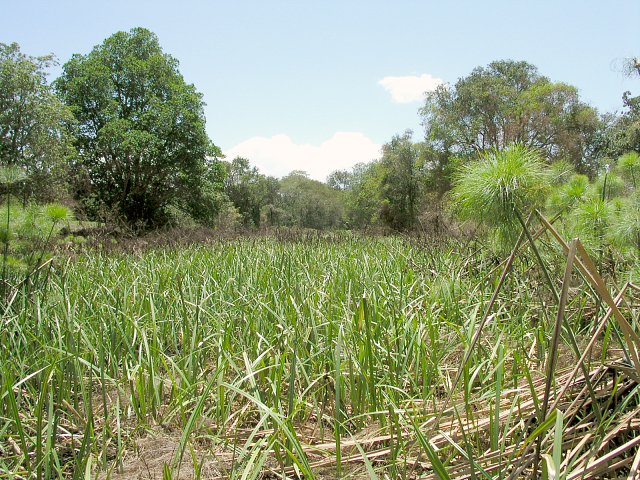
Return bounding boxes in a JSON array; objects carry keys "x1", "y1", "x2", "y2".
[{"x1": 2, "y1": 0, "x2": 639, "y2": 180}]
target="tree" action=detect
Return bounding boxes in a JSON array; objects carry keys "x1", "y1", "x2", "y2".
[
  {"x1": 223, "y1": 157, "x2": 279, "y2": 227},
  {"x1": 326, "y1": 170, "x2": 352, "y2": 191},
  {"x1": 597, "y1": 92, "x2": 640, "y2": 160},
  {"x1": 55, "y1": 28, "x2": 219, "y2": 226},
  {"x1": 378, "y1": 130, "x2": 425, "y2": 230},
  {"x1": 420, "y1": 60, "x2": 601, "y2": 177},
  {"x1": 342, "y1": 161, "x2": 384, "y2": 229},
  {"x1": 597, "y1": 55, "x2": 639, "y2": 175},
  {"x1": 277, "y1": 171, "x2": 344, "y2": 229},
  {"x1": 0, "y1": 42, "x2": 72, "y2": 202},
  {"x1": 330, "y1": 139, "x2": 427, "y2": 232},
  {"x1": 177, "y1": 156, "x2": 228, "y2": 226}
]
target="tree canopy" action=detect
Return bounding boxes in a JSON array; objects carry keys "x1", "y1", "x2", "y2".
[
  {"x1": 378, "y1": 130, "x2": 424, "y2": 230},
  {"x1": 55, "y1": 28, "x2": 219, "y2": 226},
  {"x1": 277, "y1": 171, "x2": 345, "y2": 229},
  {"x1": 223, "y1": 157, "x2": 279, "y2": 227},
  {"x1": 0, "y1": 42, "x2": 72, "y2": 202},
  {"x1": 420, "y1": 60, "x2": 602, "y2": 176},
  {"x1": 1, "y1": 33, "x2": 637, "y2": 235},
  {"x1": 598, "y1": 91, "x2": 640, "y2": 160}
]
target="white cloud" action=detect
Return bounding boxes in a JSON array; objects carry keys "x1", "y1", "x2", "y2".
[
  {"x1": 224, "y1": 132, "x2": 381, "y2": 181},
  {"x1": 378, "y1": 73, "x2": 443, "y2": 103}
]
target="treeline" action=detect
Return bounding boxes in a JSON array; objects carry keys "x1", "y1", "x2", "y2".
[{"x1": 1, "y1": 27, "x2": 638, "y2": 233}]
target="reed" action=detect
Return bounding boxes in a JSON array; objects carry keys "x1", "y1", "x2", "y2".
[{"x1": 0, "y1": 233, "x2": 637, "y2": 479}]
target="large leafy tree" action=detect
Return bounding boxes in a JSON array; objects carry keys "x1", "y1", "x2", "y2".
[
  {"x1": 223, "y1": 157, "x2": 279, "y2": 227},
  {"x1": 421, "y1": 60, "x2": 601, "y2": 177},
  {"x1": 335, "y1": 162, "x2": 384, "y2": 229},
  {"x1": 0, "y1": 42, "x2": 72, "y2": 202},
  {"x1": 277, "y1": 171, "x2": 344, "y2": 229},
  {"x1": 55, "y1": 28, "x2": 219, "y2": 226},
  {"x1": 594, "y1": 54, "x2": 639, "y2": 171},
  {"x1": 598, "y1": 92, "x2": 640, "y2": 160},
  {"x1": 378, "y1": 130, "x2": 425, "y2": 230},
  {"x1": 326, "y1": 169, "x2": 353, "y2": 191},
  {"x1": 328, "y1": 133, "x2": 428, "y2": 232},
  {"x1": 327, "y1": 132, "x2": 428, "y2": 232}
]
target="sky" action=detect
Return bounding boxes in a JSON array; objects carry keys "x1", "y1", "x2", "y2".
[{"x1": 2, "y1": 0, "x2": 639, "y2": 181}]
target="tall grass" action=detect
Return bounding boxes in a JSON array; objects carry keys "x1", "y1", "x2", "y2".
[{"x1": 0, "y1": 234, "x2": 635, "y2": 478}]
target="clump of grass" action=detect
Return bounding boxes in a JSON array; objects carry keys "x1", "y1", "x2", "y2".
[{"x1": 449, "y1": 143, "x2": 549, "y2": 248}]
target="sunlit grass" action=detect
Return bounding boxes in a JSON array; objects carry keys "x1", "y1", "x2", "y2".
[{"x1": 0, "y1": 234, "x2": 636, "y2": 478}]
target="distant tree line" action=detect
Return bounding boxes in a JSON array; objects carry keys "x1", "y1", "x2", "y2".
[{"x1": 1, "y1": 28, "x2": 638, "y2": 235}]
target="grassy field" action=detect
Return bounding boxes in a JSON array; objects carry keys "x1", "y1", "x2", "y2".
[{"x1": 1, "y1": 233, "x2": 638, "y2": 479}]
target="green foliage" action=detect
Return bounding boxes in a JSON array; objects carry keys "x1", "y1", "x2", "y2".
[
  {"x1": 174, "y1": 157, "x2": 228, "y2": 227},
  {"x1": 450, "y1": 144, "x2": 549, "y2": 245},
  {"x1": 548, "y1": 160, "x2": 576, "y2": 186},
  {"x1": 45, "y1": 203, "x2": 69, "y2": 222},
  {"x1": 327, "y1": 131, "x2": 432, "y2": 231},
  {"x1": 547, "y1": 174, "x2": 589, "y2": 214},
  {"x1": 448, "y1": 145, "x2": 638, "y2": 260},
  {"x1": 569, "y1": 193, "x2": 614, "y2": 256},
  {"x1": 55, "y1": 28, "x2": 221, "y2": 227},
  {"x1": 597, "y1": 92, "x2": 640, "y2": 160},
  {"x1": 0, "y1": 42, "x2": 73, "y2": 202},
  {"x1": 326, "y1": 169, "x2": 352, "y2": 191},
  {"x1": 548, "y1": 151, "x2": 640, "y2": 260},
  {"x1": 223, "y1": 157, "x2": 279, "y2": 227},
  {"x1": 276, "y1": 171, "x2": 345, "y2": 229},
  {"x1": 421, "y1": 60, "x2": 602, "y2": 176},
  {"x1": 378, "y1": 130, "x2": 424, "y2": 230},
  {"x1": 617, "y1": 151, "x2": 640, "y2": 188},
  {"x1": 0, "y1": 237, "x2": 514, "y2": 476},
  {"x1": 610, "y1": 191, "x2": 640, "y2": 252},
  {"x1": 0, "y1": 198, "x2": 71, "y2": 301},
  {"x1": 1, "y1": 233, "x2": 637, "y2": 477},
  {"x1": 593, "y1": 170, "x2": 625, "y2": 200},
  {"x1": 0, "y1": 165, "x2": 27, "y2": 185},
  {"x1": 342, "y1": 161, "x2": 385, "y2": 229}
]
